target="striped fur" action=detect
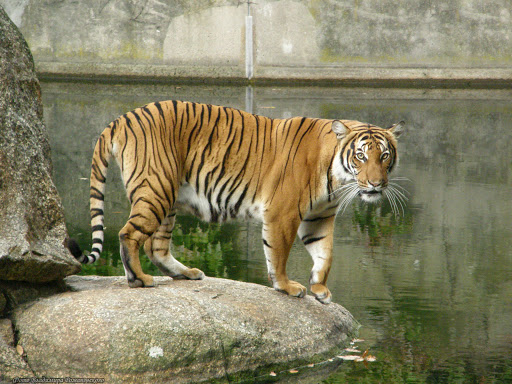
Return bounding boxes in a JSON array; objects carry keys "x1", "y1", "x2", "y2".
[{"x1": 67, "y1": 100, "x2": 404, "y2": 304}]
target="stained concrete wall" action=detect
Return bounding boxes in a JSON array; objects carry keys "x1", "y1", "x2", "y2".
[{"x1": 1, "y1": 0, "x2": 511, "y2": 84}]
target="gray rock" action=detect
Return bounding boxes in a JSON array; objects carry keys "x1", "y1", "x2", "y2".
[
  {"x1": 0, "y1": 318, "x2": 14, "y2": 346},
  {"x1": 0, "y1": 292, "x2": 6, "y2": 315},
  {"x1": 0, "y1": 279, "x2": 67, "y2": 311},
  {"x1": 0, "y1": 317, "x2": 33, "y2": 382},
  {"x1": 0, "y1": 6, "x2": 80, "y2": 283},
  {"x1": 0, "y1": 336, "x2": 33, "y2": 381},
  {"x1": 13, "y1": 276, "x2": 358, "y2": 383}
]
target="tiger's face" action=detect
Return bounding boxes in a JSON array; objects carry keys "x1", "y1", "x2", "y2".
[{"x1": 332, "y1": 120, "x2": 405, "y2": 204}]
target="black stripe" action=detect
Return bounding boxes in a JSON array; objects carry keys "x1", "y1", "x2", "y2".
[
  {"x1": 128, "y1": 221, "x2": 153, "y2": 237},
  {"x1": 291, "y1": 119, "x2": 317, "y2": 164},
  {"x1": 92, "y1": 238, "x2": 103, "y2": 245},
  {"x1": 91, "y1": 208, "x2": 104, "y2": 219},
  {"x1": 232, "y1": 184, "x2": 249, "y2": 214},
  {"x1": 90, "y1": 187, "x2": 104, "y2": 201},
  {"x1": 282, "y1": 117, "x2": 307, "y2": 173},
  {"x1": 96, "y1": 136, "x2": 109, "y2": 168},
  {"x1": 303, "y1": 236, "x2": 326, "y2": 245},
  {"x1": 262, "y1": 239, "x2": 272, "y2": 248},
  {"x1": 129, "y1": 182, "x2": 144, "y2": 203},
  {"x1": 303, "y1": 214, "x2": 335, "y2": 222},
  {"x1": 132, "y1": 196, "x2": 163, "y2": 225},
  {"x1": 91, "y1": 224, "x2": 104, "y2": 232},
  {"x1": 216, "y1": 175, "x2": 233, "y2": 207},
  {"x1": 149, "y1": 164, "x2": 172, "y2": 206},
  {"x1": 124, "y1": 114, "x2": 142, "y2": 187},
  {"x1": 224, "y1": 176, "x2": 245, "y2": 208},
  {"x1": 204, "y1": 164, "x2": 220, "y2": 194},
  {"x1": 196, "y1": 108, "x2": 220, "y2": 191},
  {"x1": 155, "y1": 101, "x2": 168, "y2": 128},
  {"x1": 155, "y1": 234, "x2": 173, "y2": 240},
  {"x1": 142, "y1": 105, "x2": 158, "y2": 128},
  {"x1": 91, "y1": 163, "x2": 106, "y2": 183},
  {"x1": 186, "y1": 105, "x2": 204, "y2": 150},
  {"x1": 119, "y1": 243, "x2": 135, "y2": 281}
]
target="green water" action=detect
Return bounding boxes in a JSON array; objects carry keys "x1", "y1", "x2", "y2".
[{"x1": 43, "y1": 82, "x2": 512, "y2": 383}]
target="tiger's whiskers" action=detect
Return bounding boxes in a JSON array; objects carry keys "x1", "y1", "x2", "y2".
[
  {"x1": 384, "y1": 178, "x2": 410, "y2": 217},
  {"x1": 333, "y1": 182, "x2": 360, "y2": 216},
  {"x1": 333, "y1": 178, "x2": 410, "y2": 217}
]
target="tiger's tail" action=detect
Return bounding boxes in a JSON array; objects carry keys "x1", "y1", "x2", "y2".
[{"x1": 66, "y1": 126, "x2": 114, "y2": 264}]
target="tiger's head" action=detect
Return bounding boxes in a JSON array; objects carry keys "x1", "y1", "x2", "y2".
[{"x1": 331, "y1": 119, "x2": 405, "y2": 209}]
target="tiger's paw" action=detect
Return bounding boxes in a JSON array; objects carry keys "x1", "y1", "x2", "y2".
[
  {"x1": 172, "y1": 268, "x2": 205, "y2": 280},
  {"x1": 311, "y1": 284, "x2": 332, "y2": 304},
  {"x1": 275, "y1": 280, "x2": 307, "y2": 298},
  {"x1": 128, "y1": 274, "x2": 155, "y2": 288}
]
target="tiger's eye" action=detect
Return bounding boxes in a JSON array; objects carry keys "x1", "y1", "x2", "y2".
[
  {"x1": 381, "y1": 152, "x2": 390, "y2": 161},
  {"x1": 356, "y1": 152, "x2": 365, "y2": 161}
]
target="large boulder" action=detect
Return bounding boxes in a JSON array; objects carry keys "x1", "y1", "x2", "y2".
[
  {"x1": 12, "y1": 276, "x2": 358, "y2": 383},
  {"x1": 0, "y1": 6, "x2": 80, "y2": 283}
]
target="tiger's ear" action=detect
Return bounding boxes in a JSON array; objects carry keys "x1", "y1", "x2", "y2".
[
  {"x1": 332, "y1": 120, "x2": 351, "y2": 139},
  {"x1": 388, "y1": 121, "x2": 405, "y2": 138}
]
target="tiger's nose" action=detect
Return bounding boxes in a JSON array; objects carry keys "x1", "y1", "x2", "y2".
[{"x1": 368, "y1": 180, "x2": 386, "y2": 188}]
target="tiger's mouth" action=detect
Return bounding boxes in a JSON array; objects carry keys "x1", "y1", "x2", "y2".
[{"x1": 359, "y1": 189, "x2": 383, "y2": 203}]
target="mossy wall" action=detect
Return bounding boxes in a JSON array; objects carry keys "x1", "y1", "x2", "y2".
[{"x1": 1, "y1": 0, "x2": 511, "y2": 80}]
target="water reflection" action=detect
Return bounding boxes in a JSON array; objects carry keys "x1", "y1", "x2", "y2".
[{"x1": 42, "y1": 82, "x2": 512, "y2": 383}]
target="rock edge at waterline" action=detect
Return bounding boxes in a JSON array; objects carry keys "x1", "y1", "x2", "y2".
[{"x1": 12, "y1": 275, "x2": 358, "y2": 383}]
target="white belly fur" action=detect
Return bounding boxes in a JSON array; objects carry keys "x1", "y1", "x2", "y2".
[{"x1": 175, "y1": 182, "x2": 264, "y2": 223}]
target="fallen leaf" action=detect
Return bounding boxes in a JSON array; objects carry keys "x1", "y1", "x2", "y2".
[
  {"x1": 338, "y1": 355, "x2": 360, "y2": 361},
  {"x1": 289, "y1": 369, "x2": 298, "y2": 374},
  {"x1": 16, "y1": 345, "x2": 24, "y2": 356},
  {"x1": 344, "y1": 347, "x2": 360, "y2": 353},
  {"x1": 307, "y1": 363, "x2": 315, "y2": 368},
  {"x1": 352, "y1": 338, "x2": 365, "y2": 343},
  {"x1": 365, "y1": 355, "x2": 377, "y2": 362},
  {"x1": 269, "y1": 371, "x2": 277, "y2": 377}
]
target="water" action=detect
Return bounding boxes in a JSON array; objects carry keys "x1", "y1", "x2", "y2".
[{"x1": 42, "y1": 82, "x2": 512, "y2": 383}]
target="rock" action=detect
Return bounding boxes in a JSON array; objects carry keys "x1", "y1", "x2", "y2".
[
  {"x1": 0, "y1": 279, "x2": 67, "y2": 312},
  {"x1": 0, "y1": 318, "x2": 14, "y2": 346},
  {"x1": 0, "y1": 292, "x2": 6, "y2": 316},
  {"x1": 0, "y1": 6, "x2": 80, "y2": 283},
  {"x1": 13, "y1": 276, "x2": 358, "y2": 383},
  {"x1": 0, "y1": 336, "x2": 33, "y2": 381},
  {"x1": 0, "y1": 317, "x2": 33, "y2": 382}
]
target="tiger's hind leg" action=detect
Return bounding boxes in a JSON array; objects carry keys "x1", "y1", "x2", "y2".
[
  {"x1": 119, "y1": 196, "x2": 167, "y2": 288},
  {"x1": 144, "y1": 210, "x2": 205, "y2": 281}
]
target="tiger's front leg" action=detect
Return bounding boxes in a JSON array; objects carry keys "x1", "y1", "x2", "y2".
[
  {"x1": 298, "y1": 215, "x2": 336, "y2": 304},
  {"x1": 262, "y1": 216, "x2": 306, "y2": 298}
]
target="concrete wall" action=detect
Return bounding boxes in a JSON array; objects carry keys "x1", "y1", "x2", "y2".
[{"x1": 1, "y1": 0, "x2": 511, "y2": 84}]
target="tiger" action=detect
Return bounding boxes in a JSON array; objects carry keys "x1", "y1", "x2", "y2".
[{"x1": 66, "y1": 100, "x2": 404, "y2": 304}]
